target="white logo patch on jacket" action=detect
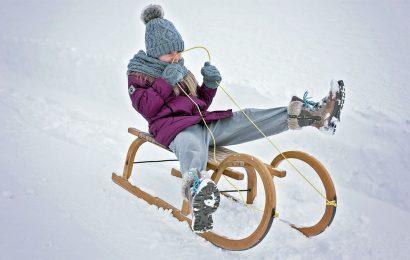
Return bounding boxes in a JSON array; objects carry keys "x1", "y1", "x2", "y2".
[{"x1": 128, "y1": 85, "x2": 136, "y2": 95}]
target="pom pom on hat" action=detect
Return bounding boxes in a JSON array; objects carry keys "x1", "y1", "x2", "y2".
[{"x1": 141, "y1": 4, "x2": 164, "y2": 25}]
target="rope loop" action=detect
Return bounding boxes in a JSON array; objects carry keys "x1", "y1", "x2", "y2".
[{"x1": 177, "y1": 46, "x2": 337, "y2": 210}]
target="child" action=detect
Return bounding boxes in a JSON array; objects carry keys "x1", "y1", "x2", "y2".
[{"x1": 127, "y1": 4, "x2": 345, "y2": 233}]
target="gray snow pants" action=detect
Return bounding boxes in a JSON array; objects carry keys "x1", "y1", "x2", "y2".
[{"x1": 169, "y1": 107, "x2": 288, "y2": 175}]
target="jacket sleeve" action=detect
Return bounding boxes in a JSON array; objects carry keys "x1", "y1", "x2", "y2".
[
  {"x1": 129, "y1": 77, "x2": 174, "y2": 119},
  {"x1": 197, "y1": 83, "x2": 217, "y2": 111}
]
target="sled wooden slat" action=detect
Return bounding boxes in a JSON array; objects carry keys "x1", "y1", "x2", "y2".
[
  {"x1": 128, "y1": 127, "x2": 169, "y2": 150},
  {"x1": 171, "y1": 167, "x2": 244, "y2": 181}
]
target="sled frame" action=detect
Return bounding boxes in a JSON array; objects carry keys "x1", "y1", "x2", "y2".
[{"x1": 112, "y1": 127, "x2": 337, "y2": 250}]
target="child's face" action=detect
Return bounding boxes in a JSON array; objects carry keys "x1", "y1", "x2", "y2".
[{"x1": 158, "y1": 51, "x2": 181, "y2": 63}]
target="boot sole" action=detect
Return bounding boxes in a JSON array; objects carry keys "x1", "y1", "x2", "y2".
[
  {"x1": 191, "y1": 181, "x2": 221, "y2": 233},
  {"x1": 328, "y1": 80, "x2": 345, "y2": 133}
]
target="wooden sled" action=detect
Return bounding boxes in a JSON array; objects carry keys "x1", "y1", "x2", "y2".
[{"x1": 112, "y1": 127, "x2": 337, "y2": 251}]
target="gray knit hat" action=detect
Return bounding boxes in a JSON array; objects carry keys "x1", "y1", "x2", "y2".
[{"x1": 141, "y1": 4, "x2": 184, "y2": 58}]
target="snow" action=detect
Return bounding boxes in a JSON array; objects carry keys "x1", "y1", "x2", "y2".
[{"x1": 1, "y1": 0, "x2": 410, "y2": 259}]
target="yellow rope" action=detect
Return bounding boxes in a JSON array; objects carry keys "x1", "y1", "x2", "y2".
[
  {"x1": 219, "y1": 87, "x2": 337, "y2": 207},
  {"x1": 176, "y1": 82, "x2": 218, "y2": 162},
  {"x1": 174, "y1": 46, "x2": 337, "y2": 208}
]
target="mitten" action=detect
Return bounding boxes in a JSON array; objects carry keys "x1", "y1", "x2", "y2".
[
  {"x1": 200, "y1": 62, "x2": 222, "y2": 89},
  {"x1": 162, "y1": 63, "x2": 188, "y2": 86}
]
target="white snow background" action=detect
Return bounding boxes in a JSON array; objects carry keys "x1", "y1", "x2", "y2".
[{"x1": 1, "y1": 0, "x2": 409, "y2": 259}]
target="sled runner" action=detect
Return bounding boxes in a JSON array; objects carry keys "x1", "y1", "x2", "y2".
[{"x1": 112, "y1": 127, "x2": 337, "y2": 251}]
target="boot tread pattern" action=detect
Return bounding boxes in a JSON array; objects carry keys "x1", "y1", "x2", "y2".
[{"x1": 191, "y1": 182, "x2": 221, "y2": 233}]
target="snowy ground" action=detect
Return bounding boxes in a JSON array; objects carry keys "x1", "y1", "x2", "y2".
[{"x1": 1, "y1": 0, "x2": 410, "y2": 259}]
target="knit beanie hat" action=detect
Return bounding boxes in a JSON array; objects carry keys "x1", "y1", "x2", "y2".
[{"x1": 141, "y1": 4, "x2": 185, "y2": 58}]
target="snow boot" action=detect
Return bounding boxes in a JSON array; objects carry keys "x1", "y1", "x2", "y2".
[
  {"x1": 182, "y1": 169, "x2": 220, "y2": 233},
  {"x1": 287, "y1": 79, "x2": 345, "y2": 134}
]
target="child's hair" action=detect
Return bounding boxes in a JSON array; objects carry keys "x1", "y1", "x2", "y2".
[{"x1": 172, "y1": 71, "x2": 198, "y2": 97}]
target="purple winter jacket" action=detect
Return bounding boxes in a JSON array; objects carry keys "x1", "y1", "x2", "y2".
[{"x1": 127, "y1": 71, "x2": 233, "y2": 148}]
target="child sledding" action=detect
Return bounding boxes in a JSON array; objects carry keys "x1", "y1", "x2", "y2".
[{"x1": 113, "y1": 4, "x2": 344, "y2": 250}]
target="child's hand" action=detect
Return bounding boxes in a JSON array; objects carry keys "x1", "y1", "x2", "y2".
[
  {"x1": 161, "y1": 63, "x2": 187, "y2": 86},
  {"x1": 201, "y1": 62, "x2": 222, "y2": 89}
]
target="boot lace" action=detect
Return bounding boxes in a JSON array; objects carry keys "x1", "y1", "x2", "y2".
[
  {"x1": 191, "y1": 175, "x2": 201, "y2": 196},
  {"x1": 302, "y1": 91, "x2": 319, "y2": 109}
]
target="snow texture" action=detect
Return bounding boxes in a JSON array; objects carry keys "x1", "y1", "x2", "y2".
[{"x1": 1, "y1": 0, "x2": 409, "y2": 259}]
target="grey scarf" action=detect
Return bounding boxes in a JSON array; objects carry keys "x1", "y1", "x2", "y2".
[{"x1": 127, "y1": 50, "x2": 187, "y2": 78}]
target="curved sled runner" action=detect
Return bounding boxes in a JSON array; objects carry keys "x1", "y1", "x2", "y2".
[{"x1": 112, "y1": 127, "x2": 337, "y2": 250}]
